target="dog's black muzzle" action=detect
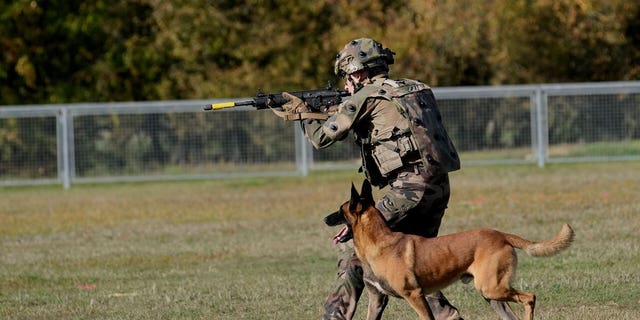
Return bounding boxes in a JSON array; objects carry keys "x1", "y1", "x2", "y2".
[
  {"x1": 324, "y1": 210, "x2": 353, "y2": 243},
  {"x1": 324, "y1": 210, "x2": 345, "y2": 226}
]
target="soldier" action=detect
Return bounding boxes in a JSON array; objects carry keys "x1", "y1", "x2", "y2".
[{"x1": 283, "y1": 38, "x2": 462, "y2": 320}]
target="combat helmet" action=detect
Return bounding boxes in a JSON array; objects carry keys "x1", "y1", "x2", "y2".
[{"x1": 334, "y1": 38, "x2": 395, "y2": 78}]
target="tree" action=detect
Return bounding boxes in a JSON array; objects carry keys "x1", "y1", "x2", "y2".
[{"x1": 491, "y1": 0, "x2": 638, "y2": 83}]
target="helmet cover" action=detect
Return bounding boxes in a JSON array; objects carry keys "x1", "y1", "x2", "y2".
[{"x1": 334, "y1": 38, "x2": 395, "y2": 78}]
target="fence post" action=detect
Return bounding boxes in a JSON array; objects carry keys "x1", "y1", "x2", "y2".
[
  {"x1": 56, "y1": 107, "x2": 71, "y2": 189},
  {"x1": 67, "y1": 110, "x2": 76, "y2": 181},
  {"x1": 294, "y1": 124, "x2": 309, "y2": 176},
  {"x1": 533, "y1": 87, "x2": 549, "y2": 167}
]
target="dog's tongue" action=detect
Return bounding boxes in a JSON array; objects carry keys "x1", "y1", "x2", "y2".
[{"x1": 332, "y1": 226, "x2": 349, "y2": 245}]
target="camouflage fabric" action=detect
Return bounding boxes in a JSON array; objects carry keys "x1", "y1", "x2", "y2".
[
  {"x1": 304, "y1": 75, "x2": 459, "y2": 189},
  {"x1": 334, "y1": 38, "x2": 395, "y2": 78},
  {"x1": 301, "y1": 91, "x2": 366, "y2": 149},
  {"x1": 319, "y1": 38, "x2": 461, "y2": 320},
  {"x1": 394, "y1": 83, "x2": 461, "y2": 173},
  {"x1": 322, "y1": 243, "x2": 364, "y2": 320},
  {"x1": 378, "y1": 170, "x2": 450, "y2": 235},
  {"x1": 322, "y1": 172, "x2": 461, "y2": 320},
  {"x1": 363, "y1": 77, "x2": 461, "y2": 174}
]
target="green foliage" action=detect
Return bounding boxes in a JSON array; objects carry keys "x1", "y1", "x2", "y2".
[
  {"x1": 2, "y1": 0, "x2": 639, "y2": 104},
  {"x1": 493, "y1": 0, "x2": 638, "y2": 83},
  {"x1": 0, "y1": 117, "x2": 57, "y2": 178}
]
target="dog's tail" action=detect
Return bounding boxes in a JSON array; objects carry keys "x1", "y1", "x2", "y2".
[{"x1": 504, "y1": 223, "x2": 574, "y2": 257}]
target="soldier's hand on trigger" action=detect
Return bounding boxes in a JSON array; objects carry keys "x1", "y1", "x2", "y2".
[
  {"x1": 282, "y1": 92, "x2": 310, "y2": 113},
  {"x1": 324, "y1": 105, "x2": 339, "y2": 116}
]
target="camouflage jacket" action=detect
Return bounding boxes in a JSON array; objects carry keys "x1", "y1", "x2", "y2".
[{"x1": 302, "y1": 75, "x2": 459, "y2": 186}]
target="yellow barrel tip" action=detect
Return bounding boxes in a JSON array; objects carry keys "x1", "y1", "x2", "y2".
[{"x1": 211, "y1": 101, "x2": 236, "y2": 110}]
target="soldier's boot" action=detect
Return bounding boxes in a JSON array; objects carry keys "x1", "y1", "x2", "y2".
[
  {"x1": 426, "y1": 291, "x2": 463, "y2": 320},
  {"x1": 322, "y1": 254, "x2": 365, "y2": 320}
]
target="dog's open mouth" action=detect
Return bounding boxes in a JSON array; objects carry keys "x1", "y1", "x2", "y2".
[
  {"x1": 332, "y1": 226, "x2": 353, "y2": 244},
  {"x1": 324, "y1": 210, "x2": 353, "y2": 244}
]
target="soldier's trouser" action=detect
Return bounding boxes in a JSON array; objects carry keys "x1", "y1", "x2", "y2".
[
  {"x1": 322, "y1": 171, "x2": 461, "y2": 320},
  {"x1": 322, "y1": 246, "x2": 365, "y2": 320}
]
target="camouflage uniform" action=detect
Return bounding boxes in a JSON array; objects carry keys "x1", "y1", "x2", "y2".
[
  {"x1": 300, "y1": 38, "x2": 461, "y2": 320},
  {"x1": 320, "y1": 171, "x2": 452, "y2": 320}
]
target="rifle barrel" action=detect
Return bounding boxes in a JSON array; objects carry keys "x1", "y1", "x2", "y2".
[{"x1": 204, "y1": 100, "x2": 255, "y2": 111}]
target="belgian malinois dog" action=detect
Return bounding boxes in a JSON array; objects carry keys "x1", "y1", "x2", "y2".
[{"x1": 324, "y1": 180, "x2": 574, "y2": 320}]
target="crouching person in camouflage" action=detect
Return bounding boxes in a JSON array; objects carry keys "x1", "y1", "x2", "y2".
[{"x1": 283, "y1": 38, "x2": 462, "y2": 320}]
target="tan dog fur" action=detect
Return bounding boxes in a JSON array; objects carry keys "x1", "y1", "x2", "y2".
[{"x1": 330, "y1": 180, "x2": 574, "y2": 320}]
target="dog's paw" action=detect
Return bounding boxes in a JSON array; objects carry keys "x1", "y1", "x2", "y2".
[{"x1": 460, "y1": 274, "x2": 474, "y2": 284}]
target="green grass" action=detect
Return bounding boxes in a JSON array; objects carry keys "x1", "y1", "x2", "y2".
[
  {"x1": 1, "y1": 162, "x2": 640, "y2": 319},
  {"x1": 560, "y1": 140, "x2": 640, "y2": 157},
  {"x1": 457, "y1": 139, "x2": 640, "y2": 162}
]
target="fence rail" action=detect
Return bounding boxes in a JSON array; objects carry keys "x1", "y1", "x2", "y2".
[{"x1": 1, "y1": 81, "x2": 639, "y2": 189}]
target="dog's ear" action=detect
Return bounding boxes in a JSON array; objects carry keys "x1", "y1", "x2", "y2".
[
  {"x1": 360, "y1": 179, "x2": 374, "y2": 207},
  {"x1": 349, "y1": 182, "x2": 360, "y2": 211}
]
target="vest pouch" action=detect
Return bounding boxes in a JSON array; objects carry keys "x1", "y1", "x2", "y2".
[
  {"x1": 397, "y1": 134, "x2": 417, "y2": 157},
  {"x1": 371, "y1": 126, "x2": 404, "y2": 176},
  {"x1": 372, "y1": 144, "x2": 403, "y2": 176}
]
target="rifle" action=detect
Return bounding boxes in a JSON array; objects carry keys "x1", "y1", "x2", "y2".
[{"x1": 203, "y1": 85, "x2": 349, "y2": 119}]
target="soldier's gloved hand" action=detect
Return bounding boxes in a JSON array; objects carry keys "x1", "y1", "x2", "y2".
[{"x1": 282, "y1": 92, "x2": 310, "y2": 113}]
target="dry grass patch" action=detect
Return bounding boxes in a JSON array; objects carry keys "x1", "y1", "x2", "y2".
[{"x1": 1, "y1": 162, "x2": 639, "y2": 319}]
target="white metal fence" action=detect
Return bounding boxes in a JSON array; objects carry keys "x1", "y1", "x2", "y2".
[{"x1": 1, "y1": 81, "x2": 639, "y2": 189}]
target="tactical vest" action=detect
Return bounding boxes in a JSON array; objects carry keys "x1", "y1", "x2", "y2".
[{"x1": 352, "y1": 78, "x2": 460, "y2": 186}]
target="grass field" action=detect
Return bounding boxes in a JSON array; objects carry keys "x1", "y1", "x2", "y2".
[{"x1": 1, "y1": 162, "x2": 639, "y2": 319}]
